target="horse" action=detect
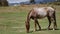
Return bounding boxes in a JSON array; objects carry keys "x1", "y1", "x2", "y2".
[{"x1": 25, "y1": 7, "x2": 57, "y2": 33}]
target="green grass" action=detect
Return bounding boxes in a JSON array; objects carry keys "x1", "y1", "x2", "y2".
[{"x1": 0, "y1": 5, "x2": 60, "y2": 34}]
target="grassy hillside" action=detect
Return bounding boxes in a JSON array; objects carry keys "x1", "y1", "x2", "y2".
[{"x1": 0, "y1": 5, "x2": 60, "y2": 34}]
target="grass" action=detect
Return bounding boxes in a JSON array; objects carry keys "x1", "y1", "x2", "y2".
[{"x1": 0, "y1": 5, "x2": 60, "y2": 34}]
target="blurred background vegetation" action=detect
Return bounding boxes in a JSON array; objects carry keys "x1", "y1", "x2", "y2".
[{"x1": 0, "y1": 0, "x2": 60, "y2": 7}]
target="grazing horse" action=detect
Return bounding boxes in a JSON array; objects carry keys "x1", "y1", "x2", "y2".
[{"x1": 25, "y1": 7, "x2": 57, "y2": 33}]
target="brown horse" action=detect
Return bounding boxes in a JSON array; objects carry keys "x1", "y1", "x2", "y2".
[{"x1": 25, "y1": 7, "x2": 57, "y2": 33}]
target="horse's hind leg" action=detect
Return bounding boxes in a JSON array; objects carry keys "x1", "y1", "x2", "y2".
[
  {"x1": 52, "y1": 12, "x2": 57, "y2": 30},
  {"x1": 50, "y1": 11, "x2": 57, "y2": 30},
  {"x1": 34, "y1": 18, "x2": 41, "y2": 31},
  {"x1": 47, "y1": 16, "x2": 51, "y2": 30}
]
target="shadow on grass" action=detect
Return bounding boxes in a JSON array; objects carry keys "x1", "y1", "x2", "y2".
[
  {"x1": 36, "y1": 28, "x2": 60, "y2": 31},
  {"x1": 29, "y1": 28, "x2": 60, "y2": 33},
  {"x1": 29, "y1": 31, "x2": 33, "y2": 33}
]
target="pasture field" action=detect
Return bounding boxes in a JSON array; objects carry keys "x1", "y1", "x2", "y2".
[{"x1": 0, "y1": 5, "x2": 60, "y2": 34}]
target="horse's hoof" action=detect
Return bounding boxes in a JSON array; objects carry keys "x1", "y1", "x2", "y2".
[
  {"x1": 53, "y1": 28, "x2": 58, "y2": 30},
  {"x1": 26, "y1": 31, "x2": 29, "y2": 33},
  {"x1": 27, "y1": 31, "x2": 29, "y2": 33},
  {"x1": 47, "y1": 29, "x2": 51, "y2": 30},
  {"x1": 53, "y1": 29, "x2": 55, "y2": 30},
  {"x1": 34, "y1": 29, "x2": 37, "y2": 32},
  {"x1": 47, "y1": 28, "x2": 51, "y2": 30},
  {"x1": 39, "y1": 29, "x2": 41, "y2": 31}
]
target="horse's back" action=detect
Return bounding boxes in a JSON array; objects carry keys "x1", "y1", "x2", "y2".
[
  {"x1": 33, "y1": 7, "x2": 55, "y2": 18},
  {"x1": 33, "y1": 7, "x2": 48, "y2": 17}
]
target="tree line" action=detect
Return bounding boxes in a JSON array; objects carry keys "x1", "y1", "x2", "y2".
[
  {"x1": 0, "y1": 0, "x2": 8, "y2": 6},
  {"x1": 0, "y1": 0, "x2": 60, "y2": 6}
]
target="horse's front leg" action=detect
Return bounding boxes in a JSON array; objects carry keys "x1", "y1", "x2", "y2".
[
  {"x1": 34, "y1": 18, "x2": 37, "y2": 31},
  {"x1": 34, "y1": 18, "x2": 41, "y2": 31},
  {"x1": 36, "y1": 19, "x2": 41, "y2": 30}
]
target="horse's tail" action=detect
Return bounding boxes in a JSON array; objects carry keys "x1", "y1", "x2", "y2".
[{"x1": 25, "y1": 9, "x2": 32, "y2": 33}]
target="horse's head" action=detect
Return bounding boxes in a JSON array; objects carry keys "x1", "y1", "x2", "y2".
[{"x1": 25, "y1": 20, "x2": 30, "y2": 33}]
